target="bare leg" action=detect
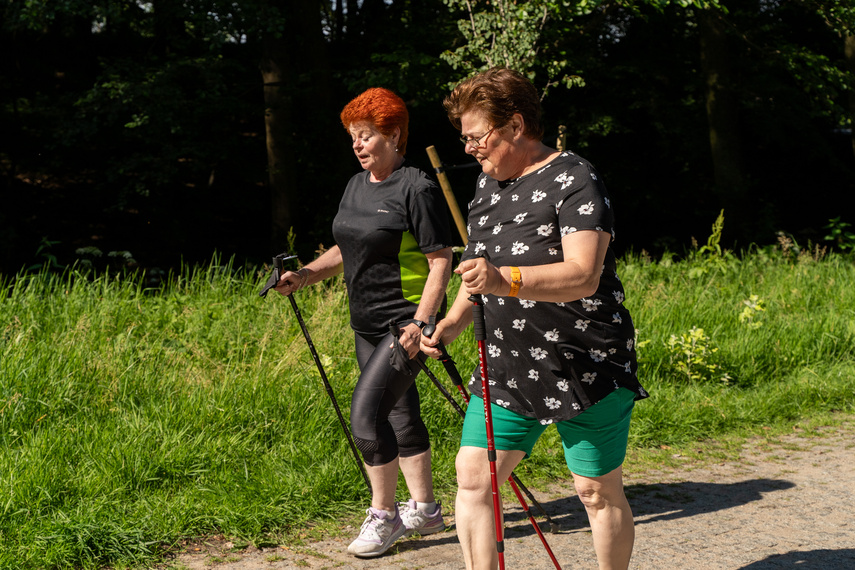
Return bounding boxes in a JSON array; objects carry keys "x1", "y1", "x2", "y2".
[
  {"x1": 573, "y1": 466, "x2": 635, "y2": 570},
  {"x1": 455, "y1": 446, "x2": 526, "y2": 570},
  {"x1": 365, "y1": 457, "x2": 400, "y2": 512},
  {"x1": 399, "y1": 449, "x2": 435, "y2": 504}
]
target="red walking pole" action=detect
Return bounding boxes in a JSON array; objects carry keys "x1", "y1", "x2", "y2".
[{"x1": 470, "y1": 294, "x2": 506, "y2": 570}]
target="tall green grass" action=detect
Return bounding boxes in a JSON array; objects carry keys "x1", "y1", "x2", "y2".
[{"x1": 1, "y1": 251, "x2": 853, "y2": 568}]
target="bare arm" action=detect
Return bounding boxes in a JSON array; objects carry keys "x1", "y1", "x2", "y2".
[
  {"x1": 456, "y1": 229, "x2": 611, "y2": 303},
  {"x1": 274, "y1": 245, "x2": 344, "y2": 297}
]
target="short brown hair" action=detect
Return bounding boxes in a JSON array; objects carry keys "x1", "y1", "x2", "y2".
[
  {"x1": 340, "y1": 87, "x2": 409, "y2": 155},
  {"x1": 443, "y1": 67, "x2": 544, "y2": 141}
]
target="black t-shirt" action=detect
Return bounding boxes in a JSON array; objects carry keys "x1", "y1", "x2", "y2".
[
  {"x1": 461, "y1": 151, "x2": 648, "y2": 423},
  {"x1": 332, "y1": 161, "x2": 453, "y2": 335}
]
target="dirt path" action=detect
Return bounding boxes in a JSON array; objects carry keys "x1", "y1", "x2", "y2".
[{"x1": 168, "y1": 421, "x2": 855, "y2": 570}]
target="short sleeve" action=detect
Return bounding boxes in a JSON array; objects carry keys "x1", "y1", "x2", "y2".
[
  {"x1": 409, "y1": 180, "x2": 454, "y2": 253},
  {"x1": 555, "y1": 161, "x2": 614, "y2": 239}
]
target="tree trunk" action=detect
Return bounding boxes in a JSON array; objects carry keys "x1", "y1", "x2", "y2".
[
  {"x1": 844, "y1": 33, "x2": 855, "y2": 162},
  {"x1": 260, "y1": 0, "x2": 329, "y2": 253},
  {"x1": 699, "y1": 8, "x2": 746, "y2": 234}
]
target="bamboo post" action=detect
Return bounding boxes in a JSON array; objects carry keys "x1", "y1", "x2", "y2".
[
  {"x1": 556, "y1": 125, "x2": 567, "y2": 152},
  {"x1": 426, "y1": 145, "x2": 468, "y2": 245}
]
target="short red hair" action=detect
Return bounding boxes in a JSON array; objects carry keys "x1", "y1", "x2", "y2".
[{"x1": 340, "y1": 87, "x2": 409, "y2": 155}]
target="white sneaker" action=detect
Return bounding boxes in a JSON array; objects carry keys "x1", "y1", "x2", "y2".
[
  {"x1": 398, "y1": 499, "x2": 446, "y2": 536},
  {"x1": 347, "y1": 506, "x2": 406, "y2": 558}
]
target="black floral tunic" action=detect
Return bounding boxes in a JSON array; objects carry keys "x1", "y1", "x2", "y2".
[{"x1": 461, "y1": 151, "x2": 648, "y2": 424}]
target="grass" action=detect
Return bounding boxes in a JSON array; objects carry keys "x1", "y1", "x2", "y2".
[{"x1": 0, "y1": 249, "x2": 853, "y2": 568}]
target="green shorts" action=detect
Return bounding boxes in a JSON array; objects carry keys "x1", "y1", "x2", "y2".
[{"x1": 460, "y1": 388, "x2": 636, "y2": 477}]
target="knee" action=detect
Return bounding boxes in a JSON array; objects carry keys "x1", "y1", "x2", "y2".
[
  {"x1": 455, "y1": 451, "x2": 491, "y2": 496},
  {"x1": 574, "y1": 478, "x2": 625, "y2": 512}
]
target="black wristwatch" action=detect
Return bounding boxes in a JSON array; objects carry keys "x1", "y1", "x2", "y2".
[{"x1": 411, "y1": 319, "x2": 427, "y2": 329}]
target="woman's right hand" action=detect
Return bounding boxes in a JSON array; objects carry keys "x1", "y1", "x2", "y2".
[{"x1": 274, "y1": 269, "x2": 305, "y2": 297}]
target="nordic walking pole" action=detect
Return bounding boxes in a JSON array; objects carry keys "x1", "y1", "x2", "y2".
[
  {"x1": 470, "y1": 294, "x2": 506, "y2": 570},
  {"x1": 432, "y1": 340, "x2": 561, "y2": 534},
  {"x1": 260, "y1": 254, "x2": 372, "y2": 495},
  {"x1": 288, "y1": 293, "x2": 372, "y2": 494},
  {"x1": 416, "y1": 330, "x2": 561, "y2": 568}
]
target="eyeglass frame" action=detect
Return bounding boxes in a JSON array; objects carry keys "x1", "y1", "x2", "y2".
[{"x1": 459, "y1": 126, "x2": 497, "y2": 148}]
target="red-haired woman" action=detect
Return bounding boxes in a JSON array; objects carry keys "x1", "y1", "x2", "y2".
[{"x1": 275, "y1": 87, "x2": 453, "y2": 558}]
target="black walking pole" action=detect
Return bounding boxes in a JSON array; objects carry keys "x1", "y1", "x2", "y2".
[{"x1": 260, "y1": 254, "x2": 372, "y2": 495}]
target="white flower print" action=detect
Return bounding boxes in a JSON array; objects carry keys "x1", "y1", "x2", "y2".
[
  {"x1": 519, "y1": 299, "x2": 536, "y2": 309},
  {"x1": 544, "y1": 329, "x2": 560, "y2": 342},
  {"x1": 513, "y1": 319, "x2": 526, "y2": 331},
  {"x1": 467, "y1": 224, "x2": 471, "y2": 236},
  {"x1": 530, "y1": 347, "x2": 548, "y2": 361},
  {"x1": 537, "y1": 164, "x2": 552, "y2": 175},
  {"x1": 556, "y1": 380, "x2": 569, "y2": 392},
  {"x1": 555, "y1": 171, "x2": 575, "y2": 190},
  {"x1": 639, "y1": 387, "x2": 648, "y2": 398},
  {"x1": 488, "y1": 344, "x2": 501, "y2": 358},
  {"x1": 582, "y1": 372, "x2": 598, "y2": 384},
  {"x1": 479, "y1": 177, "x2": 487, "y2": 188},
  {"x1": 572, "y1": 402, "x2": 581, "y2": 411},
  {"x1": 478, "y1": 215, "x2": 489, "y2": 227},
  {"x1": 589, "y1": 349, "x2": 607, "y2": 363},
  {"x1": 495, "y1": 245, "x2": 501, "y2": 253},
  {"x1": 528, "y1": 369, "x2": 540, "y2": 381},
  {"x1": 556, "y1": 302, "x2": 566, "y2": 307},
  {"x1": 580, "y1": 298, "x2": 602, "y2": 312},
  {"x1": 613, "y1": 290, "x2": 625, "y2": 303},
  {"x1": 496, "y1": 399, "x2": 510, "y2": 408},
  {"x1": 627, "y1": 338, "x2": 634, "y2": 350},
  {"x1": 511, "y1": 350, "x2": 519, "y2": 357},
  {"x1": 532, "y1": 189, "x2": 546, "y2": 202},
  {"x1": 624, "y1": 362, "x2": 632, "y2": 373},
  {"x1": 494, "y1": 328, "x2": 504, "y2": 340},
  {"x1": 544, "y1": 397, "x2": 561, "y2": 410},
  {"x1": 514, "y1": 212, "x2": 528, "y2": 224},
  {"x1": 555, "y1": 199, "x2": 564, "y2": 214},
  {"x1": 511, "y1": 194, "x2": 519, "y2": 201},
  {"x1": 537, "y1": 223, "x2": 554, "y2": 236},
  {"x1": 492, "y1": 223, "x2": 503, "y2": 235},
  {"x1": 512, "y1": 241, "x2": 529, "y2": 255},
  {"x1": 563, "y1": 350, "x2": 574, "y2": 360},
  {"x1": 612, "y1": 312, "x2": 623, "y2": 324},
  {"x1": 596, "y1": 226, "x2": 603, "y2": 232},
  {"x1": 609, "y1": 348, "x2": 617, "y2": 354},
  {"x1": 578, "y1": 201, "x2": 595, "y2": 215},
  {"x1": 490, "y1": 193, "x2": 501, "y2": 205},
  {"x1": 507, "y1": 379, "x2": 518, "y2": 389},
  {"x1": 473, "y1": 242, "x2": 486, "y2": 255},
  {"x1": 540, "y1": 419, "x2": 553, "y2": 425},
  {"x1": 575, "y1": 319, "x2": 590, "y2": 331},
  {"x1": 561, "y1": 226, "x2": 577, "y2": 237},
  {"x1": 604, "y1": 196, "x2": 611, "y2": 208},
  {"x1": 591, "y1": 171, "x2": 598, "y2": 180},
  {"x1": 548, "y1": 248, "x2": 558, "y2": 256},
  {"x1": 497, "y1": 298, "x2": 505, "y2": 305}
]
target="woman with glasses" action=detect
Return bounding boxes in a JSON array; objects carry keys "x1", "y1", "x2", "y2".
[
  {"x1": 422, "y1": 67, "x2": 648, "y2": 570},
  {"x1": 275, "y1": 87, "x2": 453, "y2": 558}
]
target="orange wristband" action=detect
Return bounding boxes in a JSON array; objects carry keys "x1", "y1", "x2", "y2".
[{"x1": 508, "y1": 266, "x2": 522, "y2": 297}]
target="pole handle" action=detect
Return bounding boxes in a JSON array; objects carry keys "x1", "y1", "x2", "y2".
[{"x1": 469, "y1": 294, "x2": 487, "y2": 341}]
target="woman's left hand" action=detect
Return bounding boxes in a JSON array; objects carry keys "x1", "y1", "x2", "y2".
[
  {"x1": 456, "y1": 257, "x2": 506, "y2": 296},
  {"x1": 397, "y1": 322, "x2": 423, "y2": 359}
]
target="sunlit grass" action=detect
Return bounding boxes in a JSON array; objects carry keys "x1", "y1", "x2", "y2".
[{"x1": 0, "y1": 251, "x2": 853, "y2": 568}]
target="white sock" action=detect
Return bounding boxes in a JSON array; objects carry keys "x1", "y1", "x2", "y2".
[
  {"x1": 383, "y1": 508, "x2": 397, "y2": 519},
  {"x1": 416, "y1": 501, "x2": 437, "y2": 513}
]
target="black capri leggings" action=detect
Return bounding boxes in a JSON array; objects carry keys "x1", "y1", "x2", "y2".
[{"x1": 350, "y1": 330, "x2": 430, "y2": 466}]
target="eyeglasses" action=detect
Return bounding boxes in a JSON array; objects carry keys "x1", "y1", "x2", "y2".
[{"x1": 459, "y1": 127, "x2": 496, "y2": 148}]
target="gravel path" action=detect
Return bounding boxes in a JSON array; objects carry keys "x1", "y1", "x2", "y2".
[{"x1": 169, "y1": 420, "x2": 855, "y2": 570}]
